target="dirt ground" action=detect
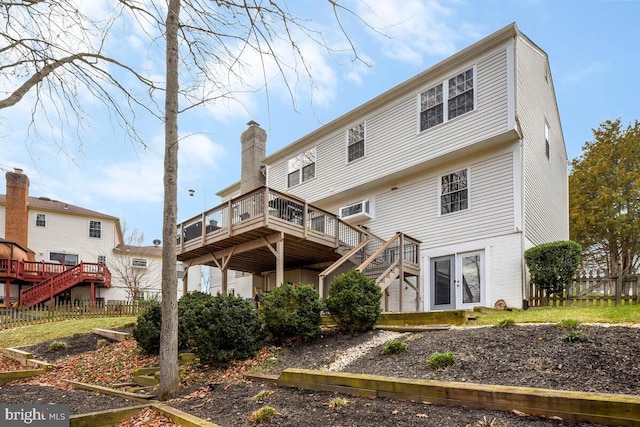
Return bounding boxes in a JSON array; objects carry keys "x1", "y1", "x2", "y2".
[{"x1": 1, "y1": 323, "x2": 638, "y2": 426}]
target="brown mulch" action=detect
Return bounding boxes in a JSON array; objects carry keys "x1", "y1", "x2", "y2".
[{"x1": 0, "y1": 324, "x2": 638, "y2": 426}]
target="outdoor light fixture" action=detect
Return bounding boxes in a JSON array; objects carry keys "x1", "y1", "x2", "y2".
[{"x1": 188, "y1": 189, "x2": 195, "y2": 197}]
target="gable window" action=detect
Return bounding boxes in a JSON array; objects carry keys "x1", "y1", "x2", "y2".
[
  {"x1": 544, "y1": 122, "x2": 550, "y2": 159},
  {"x1": 89, "y1": 220, "x2": 102, "y2": 238},
  {"x1": 440, "y1": 169, "x2": 468, "y2": 214},
  {"x1": 35, "y1": 213, "x2": 46, "y2": 227},
  {"x1": 420, "y1": 67, "x2": 475, "y2": 131},
  {"x1": 287, "y1": 147, "x2": 316, "y2": 188},
  {"x1": 131, "y1": 258, "x2": 148, "y2": 268},
  {"x1": 347, "y1": 122, "x2": 365, "y2": 162},
  {"x1": 50, "y1": 252, "x2": 78, "y2": 265}
]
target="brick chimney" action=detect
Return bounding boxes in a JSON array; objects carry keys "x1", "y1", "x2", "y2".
[
  {"x1": 5, "y1": 168, "x2": 29, "y2": 249},
  {"x1": 240, "y1": 120, "x2": 266, "y2": 194}
]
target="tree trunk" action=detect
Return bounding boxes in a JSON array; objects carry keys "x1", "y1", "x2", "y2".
[{"x1": 158, "y1": 0, "x2": 181, "y2": 401}]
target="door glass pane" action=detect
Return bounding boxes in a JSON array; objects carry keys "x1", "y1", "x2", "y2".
[
  {"x1": 461, "y1": 254, "x2": 481, "y2": 303},
  {"x1": 434, "y1": 259, "x2": 451, "y2": 305}
]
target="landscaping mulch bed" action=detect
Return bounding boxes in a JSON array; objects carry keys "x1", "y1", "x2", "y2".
[{"x1": 0, "y1": 324, "x2": 638, "y2": 426}]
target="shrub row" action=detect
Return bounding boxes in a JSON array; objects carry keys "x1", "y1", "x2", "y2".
[{"x1": 132, "y1": 271, "x2": 382, "y2": 364}]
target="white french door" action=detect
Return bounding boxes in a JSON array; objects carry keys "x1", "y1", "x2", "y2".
[{"x1": 430, "y1": 250, "x2": 484, "y2": 310}]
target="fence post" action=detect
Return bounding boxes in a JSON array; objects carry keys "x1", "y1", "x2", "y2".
[{"x1": 616, "y1": 261, "x2": 623, "y2": 306}]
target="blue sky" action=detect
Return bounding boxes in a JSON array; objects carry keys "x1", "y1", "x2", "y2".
[{"x1": 1, "y1": 0, "x2": 638, "y2": 245}]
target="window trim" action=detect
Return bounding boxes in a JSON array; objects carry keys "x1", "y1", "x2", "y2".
[
  {"x1": 89, "y1": 220, "x2": 102, "y2": 239},
  {"x1": 346, "y1": 122, "x2": 366, "y2": 163},
  {"x1": 35, "y1": 213, "x2": 46, "y2": 227},
  {"x1": 419, "y1": 66, "x2": 476, "y2": 132},
  {"x1": 438, "y1": 168, "x2": 470, "y2": 216},
  {"x1": 287, "y1": 147, "x2": 316, "y2": 188},
  {"x1": 131, "y1": 258, "x2": 148, "y2": 268}
]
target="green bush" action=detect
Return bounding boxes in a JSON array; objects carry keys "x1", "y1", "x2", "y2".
[
  {"x1": 427, "y1": 351, "x2": 455, "y2": 369},
  {"x1": 178, "y1": 291, "x2": 216, "y2": 345},
  {"x1": 259, "y1": 283, "x2": 324, "y2": 343},
  {"x1": 564, "y1": 330, "x2": 588, "y2": 343},
  {"x1": 557, "y1": 319, "x2": 580, "y2": 329},
  {"x1": 525, "y1": 240, "x2": 582, "y2": 296},
  {"x1": 132, "y1": 299, "x2": 188, "y2": 354},
  {"x1": 325, "y1": 271, "x2": 382, "y2": 334},
  {"x1": 132, "y1": 299, "x2": 163, "y2": 354},
  {"x1": 190, "y1": 292, "x2": 265, "y2": 365},
  {"x1": 496, "y1": 318, "x2": 515, "y2": 328},
  {"x1": 46, "y1": 341, "x2": 68, "y2": 352},
  {"x1": 382, "y1": 339, "x2": 406, "y2": 355}
]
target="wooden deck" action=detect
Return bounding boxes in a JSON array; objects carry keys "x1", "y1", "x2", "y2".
[{"x1": 176, "y1": 187, "x2": 367, "y2": 275}]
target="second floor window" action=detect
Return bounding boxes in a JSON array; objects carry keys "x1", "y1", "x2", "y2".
[
  {"x1": 89, "y1": 220, "x2": 102, "y2": 238},
  {"x1": 420, "y1": 67, "x2": 475, "y2": 131},
  {"x1": 347, "y1": 122, "x2": 365, "y2": 162},
  {"x1": 35, "y1": 213, "x2": 46, "y2": 227},
  {"x1": 287, "y1": 147, "x2": 316, "y2": 187},
  {"x1": 131, "y1": 258, "x2": 148, "y2": 268},
  {"x1": 97, "y1": 255, "x2": 106, "y2": 264},
  {"x1": 440, "y1": 169, "x2": 468, "y2": 215}
]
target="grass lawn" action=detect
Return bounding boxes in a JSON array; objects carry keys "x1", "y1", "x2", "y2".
[
  {"x1": 472, "y1": 304, "x2": 640, "y2": 326},
  {"x1": 0, "y1": 317, "x2": 137, "y2": 348}
]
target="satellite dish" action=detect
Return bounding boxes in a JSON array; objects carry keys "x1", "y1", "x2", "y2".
[{"x1": 152, "y1": 239, "x2": 161, "y2": 246}]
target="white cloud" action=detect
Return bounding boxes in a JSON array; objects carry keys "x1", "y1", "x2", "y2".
[
  {"x1": 565, "y1": 62, "x2": 607, "y2": 83},
  {"x1": 354, "y1": 0, "x2": 473, "y2": 65},
  {"x1": 179, "y1": 133, "x2": 225, "y2": 172}
]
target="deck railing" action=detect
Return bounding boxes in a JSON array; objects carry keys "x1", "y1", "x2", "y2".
[{"x1": 177, "y1": 186, "x2": 367, "y2": 252}]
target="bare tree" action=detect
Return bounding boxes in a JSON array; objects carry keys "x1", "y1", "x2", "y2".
[
  {"x1": 108, "y1": 225, "x2": 161, "y2": 302},
  {"x1": 3, "y1": 0, "x2": 375, "y2": 400}
]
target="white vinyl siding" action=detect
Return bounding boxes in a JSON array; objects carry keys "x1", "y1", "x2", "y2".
[
  {"x1": 267, "y1": 47, "x2": 511, "y2": 204},
  {"x1": 370, "y1": 151, "x2": 514, "y2": 248},
  {"x1": 517, "y1": 36, "x2": 568, "y2": 245}
]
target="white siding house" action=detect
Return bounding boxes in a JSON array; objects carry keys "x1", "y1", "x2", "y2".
[
  {"x1": 203, "y1": 23, "x2": 568, "y2": 311},
  {"x1": 0, "y1": 176, "x2": 197, "y2": 304}
]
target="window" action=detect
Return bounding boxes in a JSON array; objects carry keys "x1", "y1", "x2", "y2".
[
  {"x1": 440, "y1": 169, "x2": 468, "y2": 214},
  {"x1": 448, "y1": 69, "x2": 475, "y2": 120},
  {"x1": 50, "y1": 252, "x2": 78, "y2": 265},
  {"x1": 420, "y1": 67, "x2": 474, "y2": 131},
  {"x1": 287, "y1": 147, "x2": 316, "y2": 187},
  {"x1": 347, "y1": 122, "x2": 365, "y2": 162},
  {"x1": 89, "y1": 220, "x2": 102, "y2": 238},
  {"x1": 35, "y1": 213, "x2": 46, "y2": 227},
  {"x1": 131, "y1": 258, "x2": 148, "y2": 268},
  {"x1": 97, "y1": 255, "x2": 106, "y2": 264},
  {"x1": 544, "y1": 122, "x2": 550, "y2": 159}
]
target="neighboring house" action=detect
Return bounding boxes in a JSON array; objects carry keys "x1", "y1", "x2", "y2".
[
  {"x1": 177, "y1": 23, "x2": 568, "y2": 312},
  {"x1": 0, "y1": 169, "x2": 198, "y2": 306}
]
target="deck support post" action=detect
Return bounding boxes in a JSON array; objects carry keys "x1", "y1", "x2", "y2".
[
  {"x1": 90, "y1": 282, "x2": 96, "y2": 306},
  {"x1": 221, "y1": 268, "x2": 228, "y2": 295},
  {"x1": 4, "y1": 280, "x2": 10, "y2": 308},
  {"x1": 276, "y1": 239, "x2": 284, "y2": 287}
]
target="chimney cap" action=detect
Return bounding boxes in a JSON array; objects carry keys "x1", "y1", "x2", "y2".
[
  {"x1": 13, "y1": 168, "x2": 23, "y2": 173},
  {"x1": 246, "y1": 120, "x2": 260, "y2": 127}
]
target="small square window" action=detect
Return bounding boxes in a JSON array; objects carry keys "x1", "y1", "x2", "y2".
[
  {"x1": 35, "y1": 213, "x2": 46, "y2": 227},
  {"x1": 97, "y1": 255, "x2": 106, "y2": 264},
  {"x1": 131, "y1": 258, "x2": 148, "y2": 268}
]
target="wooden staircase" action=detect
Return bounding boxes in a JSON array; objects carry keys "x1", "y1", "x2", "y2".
[{"x1": 20, "y1": 262, "x2": 111, "y2": 308}]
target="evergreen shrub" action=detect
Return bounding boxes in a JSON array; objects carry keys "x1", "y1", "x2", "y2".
[
  {"x1": 325, "y1": 271, "x2": 382, "y2": 334},
  {"x1": 259, "y1": 283, "x2": 324, "y2": 343}
]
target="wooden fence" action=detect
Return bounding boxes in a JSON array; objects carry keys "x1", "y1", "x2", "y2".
[
  {"x1": 529, "y1": 271, "x2": 640, "y2": 307},
  {"x1": 0, "y1": 301, "x2": 141, "y2": 330}
]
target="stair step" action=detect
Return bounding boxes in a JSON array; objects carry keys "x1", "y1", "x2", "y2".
[{"x1": 375, "y1": 324, "x2": 451, "y2": 332}]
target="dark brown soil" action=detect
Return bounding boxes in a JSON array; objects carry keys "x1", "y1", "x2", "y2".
[{"x1": 0, "y1": 324, "x2": 638, "y2": 426}]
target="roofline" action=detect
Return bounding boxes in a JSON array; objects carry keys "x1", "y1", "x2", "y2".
[{"x1": 263, "y1": 23, "x2": 520, "y2": 163}]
